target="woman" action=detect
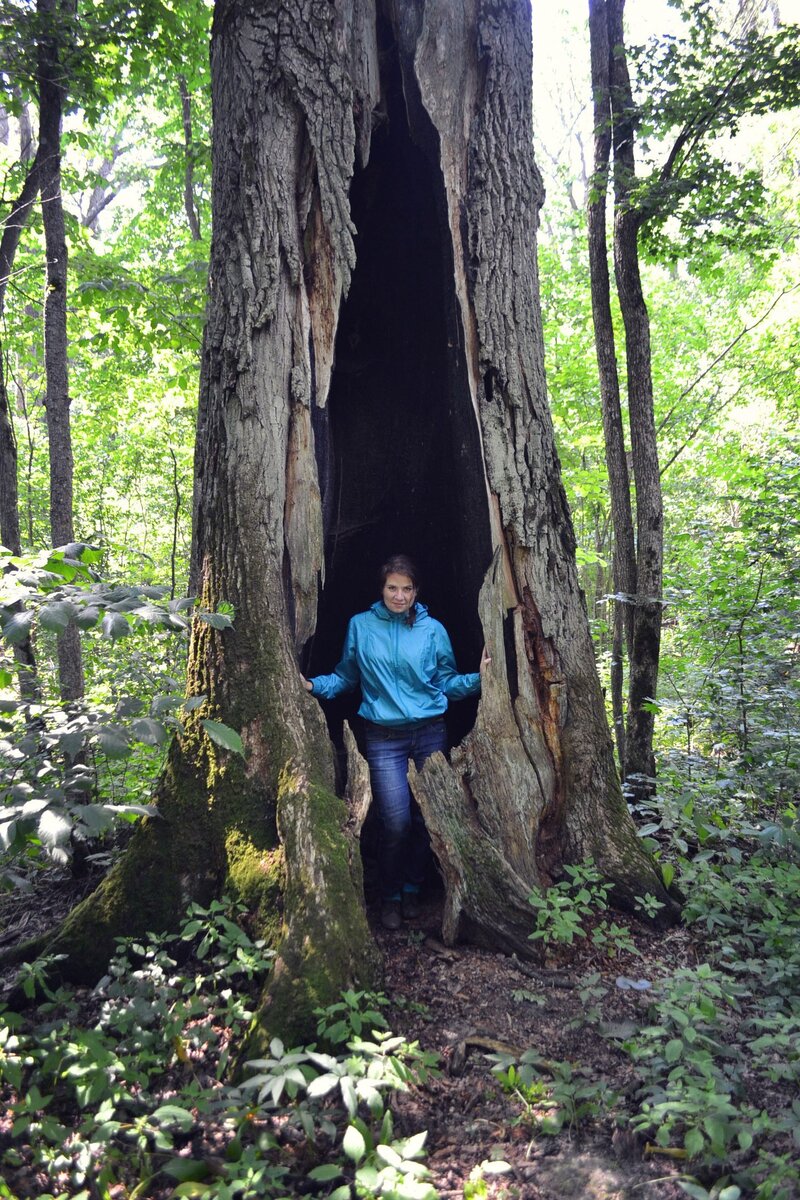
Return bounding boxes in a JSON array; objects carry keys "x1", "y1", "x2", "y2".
[{"x1": 302, "y1": 554, "x2": 490, "y2": 930}]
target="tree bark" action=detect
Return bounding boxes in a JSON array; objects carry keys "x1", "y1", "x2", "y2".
[
  {"x1": 586, "y1": 0, "x2": 635, "y2": 775},
  {"x1": 607, "y1": 0, "x2": 663, "y2": 790},
  {"x1": 0, "y1": 150, "x2": 43, "y2": 560},
  {"x1": 0, "y1": 130, "x2": 44, "y2": 702},
  {"x1": 178, "y1": 75, "x2": 202, "y2": 241},
  {"x1": 38, "y1": 0, "x2": 84, "y2": 701},
  {"x1": 586, "y1": 0, "x2": 663, "y2": 791},
  {"x1": 32, "y1": 0, "x2": 677, "y2": 1045}
]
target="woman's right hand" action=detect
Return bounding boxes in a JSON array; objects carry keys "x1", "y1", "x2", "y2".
[{"x1": 300, "y1": 674, "x2": 313, "y2": 693}]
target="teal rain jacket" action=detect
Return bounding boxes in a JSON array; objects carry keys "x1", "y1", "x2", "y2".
[{"x1": 308, "y1": 601, "x2": 480, "y2": 727}]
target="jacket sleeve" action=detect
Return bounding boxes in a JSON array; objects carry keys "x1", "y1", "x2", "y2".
[
  {"x1": 308, "y1": 620, "x2": 360, "y2": 700},
  {"x1": 432, "y1": 625, "x2": 480, "y2": 700}
]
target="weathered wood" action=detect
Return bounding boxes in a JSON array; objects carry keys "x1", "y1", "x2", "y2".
[{"x1": 410, "y1": 747, "x2": 542, "y2": 958}]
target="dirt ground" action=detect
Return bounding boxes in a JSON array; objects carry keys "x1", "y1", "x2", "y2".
[{"x1": 372, "y1": 895, "x2": 691, "y2": 1200}]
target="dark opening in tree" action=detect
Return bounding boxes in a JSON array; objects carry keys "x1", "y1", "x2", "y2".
[{"x1": 309, "y1": 17, "x2": 491, "y2": 752}]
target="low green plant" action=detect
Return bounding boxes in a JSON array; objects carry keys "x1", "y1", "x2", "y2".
[
  {"x1": 0, "y1": 909, "x2": 442, "y2": 1199},
  {"x1": 463, "y1": 1159, "x2": 513, "y2": 1199},
  {"x1": 491, "y1": 1050, "x2": 618, "y2": 1137},
  {"x1": 527, "y1": 858, "x2": 637, "y2": 956},
  {"x1": 527, "y1": 860, "x2": 607, "y2": 946},
  {"x1": 0, "y1": 546, "x2": 242, "y2": 884},
  {"x1": 314, "y1": 988, "x2": 391, "y2": 1047}
]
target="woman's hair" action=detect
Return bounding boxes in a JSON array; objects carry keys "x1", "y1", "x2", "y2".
[{"x1": 379, "y1": 554, "x2": 420, "y2": 626}]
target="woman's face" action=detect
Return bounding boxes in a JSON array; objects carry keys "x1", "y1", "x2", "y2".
[{"x1": 382, "y1": 572, "x2": 417, "y2": 614}]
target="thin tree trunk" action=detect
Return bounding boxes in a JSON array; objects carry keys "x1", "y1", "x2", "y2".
[
  {"x1": 608, "y1": 0, "x2": 662, "y2": 790},
  {"x1": 169, "y1": 447, "x2": 180, "y2": 599},
  {"x1": 18, "y1": 97, "x2": 35, "y2": 162},
  {"x1": 586, "y1": 0, "x2": 636, "y2": 775},
  {"x1": 0, "y1": 138, "x2": 44, "y2": 702},
  {"x1": 38, "y1": 0, "x2": 83, "y2": 701},
  {"x1": 179, "y1": 75, "x2": 202, "y2": 241}
]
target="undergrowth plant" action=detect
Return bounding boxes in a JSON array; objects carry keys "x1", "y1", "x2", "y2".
[
  {"x1": 496, "y1": 778, "x2": 800, "y2": 1199},
  {"x1": 526, "y1": 858, "x2": 638, "y2": 957},
  {"x1": 0, "y1": 546, "x2": 241, "y2": 885},
  {"x1": 0, "y1": 898, "x2": 441, "y2": 1200},
  {"x1": 490, "y1": 1050, "x2": 619, "y2": 1138}
]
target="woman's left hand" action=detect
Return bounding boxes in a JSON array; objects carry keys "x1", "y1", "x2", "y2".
[{"x1": 480, "y1": 646, "x2": 492, "y2": 674}]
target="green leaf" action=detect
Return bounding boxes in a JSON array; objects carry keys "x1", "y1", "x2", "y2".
[
  {"x1": 306, "y1": 1073, "x2": 339, "y2": 1099},
  {"x1": 307, "y1": 1164, "x2": 343, "y2": 1182},
  {"x1": 38, "y1": 809, "x2": 72, "y2": 848},
  {"x1": 201, "y1": 719, "x2": 244, "y2": 756},
  {"x1": 339, "y1": 1074, "x2": 357, "y2": 1118},
  {"x1": 481, "y1": 1160, "x2": 511, "y2": 1174},
  {"x1": 58, "y1": 730, "x2": 85, "y2": 759},
  {"x1": 401, "y1": 1131, "x2": 428, "y2": 1159},
  {"x1": 38, "y1": 601, "x2": 74, "y2": 632},
  {"x1": 703, "y1": 1115, "x2": 727, "y2": 1150},
  {"x1": 664, "y1": 1038, "x2": 683, "y2": 1062},
  {"x1": 152, "y1": 1104, "x2": 195, "y2": 1132},
  {"x1": 683, "y1": 1126, "x2": 704, "y2": 1158},
  {"x1": 198, "y1": 611, "x2": 233, "y2": 630},
  {"x1": 2, "y1": 611, "x2": 33, "y2": 646},
  {"x1": 375, "y1": 1144, "x2": 403, "y2": 1169},
  {"x1": 162, "y1": 1158, "x2": 211, "y2": 1182},
  {"x1": 77, "y1": 805, "x2": 115, "y2": 837},
  {"x1": 343, "y1": 1123, "x2": 366, "y2": 1163},
  {"x1": 101, "y1": 611, "x2": 132, "y2": 640},
  {"x1": 95, "y1": 727, "x2": 132, "y2": 759},
  {"x1": 74, "y1": 607, "x2": 101, "y2": 630},
  {"x1": 678, "y1": 1184, "x2": 710, "y2": 1200},
  {"x1": 104, "y1": 803, "x2": 159, "y2": 819},
  {"x1": 130, "y1": 718, "x2": 169, "y2": 746}
]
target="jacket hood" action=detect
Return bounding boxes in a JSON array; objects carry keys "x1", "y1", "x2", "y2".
[{"x1": 371, "y1": 600, "x2": 429, "y2": 623}]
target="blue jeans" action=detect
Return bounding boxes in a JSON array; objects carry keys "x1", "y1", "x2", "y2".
[{"x1": 363, "y1": 717, "x2": 447, "y2": 901}]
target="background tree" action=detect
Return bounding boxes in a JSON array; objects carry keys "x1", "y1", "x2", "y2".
[
  {"x1": 586, "y1": 0, "x2": 800, "y2": 791},
  {"x1": 38, "y1": 0, "x2": 84, "y2": 699}
]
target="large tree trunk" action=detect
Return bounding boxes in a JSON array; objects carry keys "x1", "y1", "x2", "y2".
[
  {"x1": 38, "y1": 0, "x2": 84, "y2": 701},
  {"x1": 32, "y1": 0, "x2": 677, "y2": 1045}
]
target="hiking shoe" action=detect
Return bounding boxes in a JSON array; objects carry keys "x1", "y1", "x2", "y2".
[
  {"x1": 402, "y1": 890, "x2": 421, "y2": 920},
  {"x1": 381, "y1": 901, "x2": 402, "y2": 930}
]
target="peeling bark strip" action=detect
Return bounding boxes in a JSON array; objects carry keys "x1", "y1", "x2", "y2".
[{"x1": 34, "y1": 0, "x2": 676, "y2": 1043}]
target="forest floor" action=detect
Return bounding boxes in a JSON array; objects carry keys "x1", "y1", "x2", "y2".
[
  {"x1": 0, "y1": 872, "x2": 702, "y2": 1200},
  {"x1": 372, "y1": 896, "x2": 690, "y2": 1200}
]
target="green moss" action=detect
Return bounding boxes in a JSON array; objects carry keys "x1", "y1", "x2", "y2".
[
  {"x1": 225, "y1": 831, "x2": 286, "y2": 945},
  {"x1": 240, "y1": 775, "x2": 382, "y2": 1050}
]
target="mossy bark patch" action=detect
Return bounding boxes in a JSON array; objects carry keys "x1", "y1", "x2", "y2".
[{"x1": 241, "y1": 769, "x2": 382, "y2": 1053}]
